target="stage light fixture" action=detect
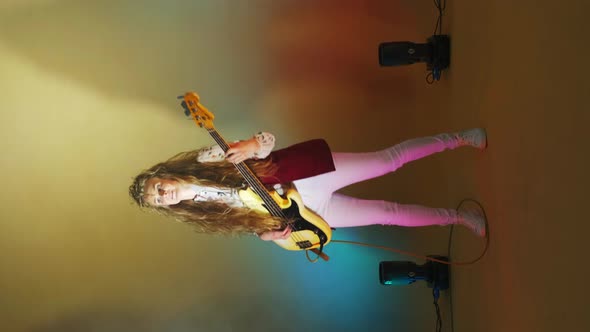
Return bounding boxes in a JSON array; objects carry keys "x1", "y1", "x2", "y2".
[
  {"x1": 379, "y1": 255, "x2": 449, "y2": 290},
  {"x1": 378, "y1": 35, "x2": 450, "y2": 81}
]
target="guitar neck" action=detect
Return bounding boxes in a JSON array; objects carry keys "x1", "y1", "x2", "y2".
[{"x1": 206, "y1": 129, "x2": 282, "y2": 216}]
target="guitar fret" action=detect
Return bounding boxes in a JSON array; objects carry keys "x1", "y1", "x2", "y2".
[
  {"x1": 236, "y1": 163, "x2": 284, "y2": 217},
  {"x1": 207, "y1": 129, "x2": 285, "y2": 219}
]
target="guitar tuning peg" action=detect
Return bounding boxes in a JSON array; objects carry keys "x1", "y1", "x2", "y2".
[{"x1": 180, "y1": 101, "x2": 190, "y2": 117}]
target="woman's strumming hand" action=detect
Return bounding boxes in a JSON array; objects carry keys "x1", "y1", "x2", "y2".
[
  {"x1": 258, "y1": 227, "x2": 292, "y2": 241},
  {"x1": 225, "y1": 138, "x2": 260, "y2": 164}
]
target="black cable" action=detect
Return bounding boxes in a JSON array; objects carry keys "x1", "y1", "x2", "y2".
[
  {"x1": 446, "y1": 223, "x2": 456, "y2": 332},
  {"x1": 427, "y1": 0, "x2": 447, "y2": 84},
  {"x1": 433, "y1": 287, "x2": 443, "y2": 332},
  {"x1": 441, "y1": 198, "x2": 488, "y2": 332},
  {"x1": 432, "y1": 198, "x2": 486, "y2": 332},
  {"x1": 426, "y1": 71, "x2": 436, "y2": 84},
  {"x1": 433, "y1": 0, "x2": 447, "y2": 36}
]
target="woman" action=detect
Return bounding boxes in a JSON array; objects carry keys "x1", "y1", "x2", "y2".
[{"x1": 129, "y1": 129, "x2": 487, "y2": 241}]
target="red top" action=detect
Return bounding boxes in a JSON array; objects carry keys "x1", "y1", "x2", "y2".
[{"x1": 259, "y1": 139, "x2": 335, "y2": 185}]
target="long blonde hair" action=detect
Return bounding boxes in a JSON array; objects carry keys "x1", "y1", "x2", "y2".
[{"x1": 129, "y1": 149, "x2": 282, "y2": 236}]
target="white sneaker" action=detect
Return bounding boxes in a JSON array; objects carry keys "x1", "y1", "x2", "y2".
[
  {"x1": 458, "y1": 210, "x2": 487, "y2": 237},
  {"x1": 456, "y1": 128, "x2": 487, "y2": 150}
]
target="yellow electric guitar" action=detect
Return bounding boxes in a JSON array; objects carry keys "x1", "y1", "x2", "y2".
[{"x1": 180, "y1": 92, "x2": 332, "y2": 256}]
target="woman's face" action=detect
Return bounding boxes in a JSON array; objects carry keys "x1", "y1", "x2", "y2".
[{"x1": 143, "y1": 178, "x2": 183, "y2": 206}]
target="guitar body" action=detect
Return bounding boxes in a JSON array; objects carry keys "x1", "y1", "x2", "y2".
[{"x1": 238, "y1": 187, "x2": 332, "y2": 250}]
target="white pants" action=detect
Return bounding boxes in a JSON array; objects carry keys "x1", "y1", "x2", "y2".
[{"x1": 293, "y1": 133, "x2": 462, "y2": 228}]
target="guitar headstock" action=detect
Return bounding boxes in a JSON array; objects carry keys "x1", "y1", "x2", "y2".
[{"x1": 179, "y1": 92, "x2": 215, "y2": 129}]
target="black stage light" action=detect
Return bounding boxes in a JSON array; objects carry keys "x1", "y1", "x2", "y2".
[
  {"x1": 379, "y1": 255, "x2": 449, "y2": 290},
  {"x1": 378, "y1": 35, "x2": 450, "y2": 81}
]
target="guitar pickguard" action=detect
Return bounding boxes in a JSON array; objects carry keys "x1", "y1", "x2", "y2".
[{"x1": 239, "y1": 187, "x2": 332, "y2": 250}]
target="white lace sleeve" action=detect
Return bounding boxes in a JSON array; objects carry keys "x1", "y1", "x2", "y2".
[
  {"x1": 252, "y1": 132, "x2": 275, "y2": 159},
  {"x1": 196, "y1": 132, "x2": 275, "y2": 162},
  {"x1": 196, "y1": 145, "x2": 226, "y2": 162}
]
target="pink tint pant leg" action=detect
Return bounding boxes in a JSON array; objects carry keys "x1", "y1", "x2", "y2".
[{"x1": 293, "y1": 133, "x2": 461, "y2": 228}]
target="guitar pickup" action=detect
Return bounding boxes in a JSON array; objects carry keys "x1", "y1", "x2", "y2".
[{"x1": 296, "y1": 240, "x2": 313, "y2": 249}]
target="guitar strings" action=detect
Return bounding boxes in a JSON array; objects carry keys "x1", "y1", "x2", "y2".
[
  {"x1": 207, "y1": 131, "x2": 293, "y2": 225},
  {"x1": 209, "y1": 130, "x2": 307, "y2": 245},
  {"x1": 207, "y1": 130, "x2": 310, "y2": 246}
]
